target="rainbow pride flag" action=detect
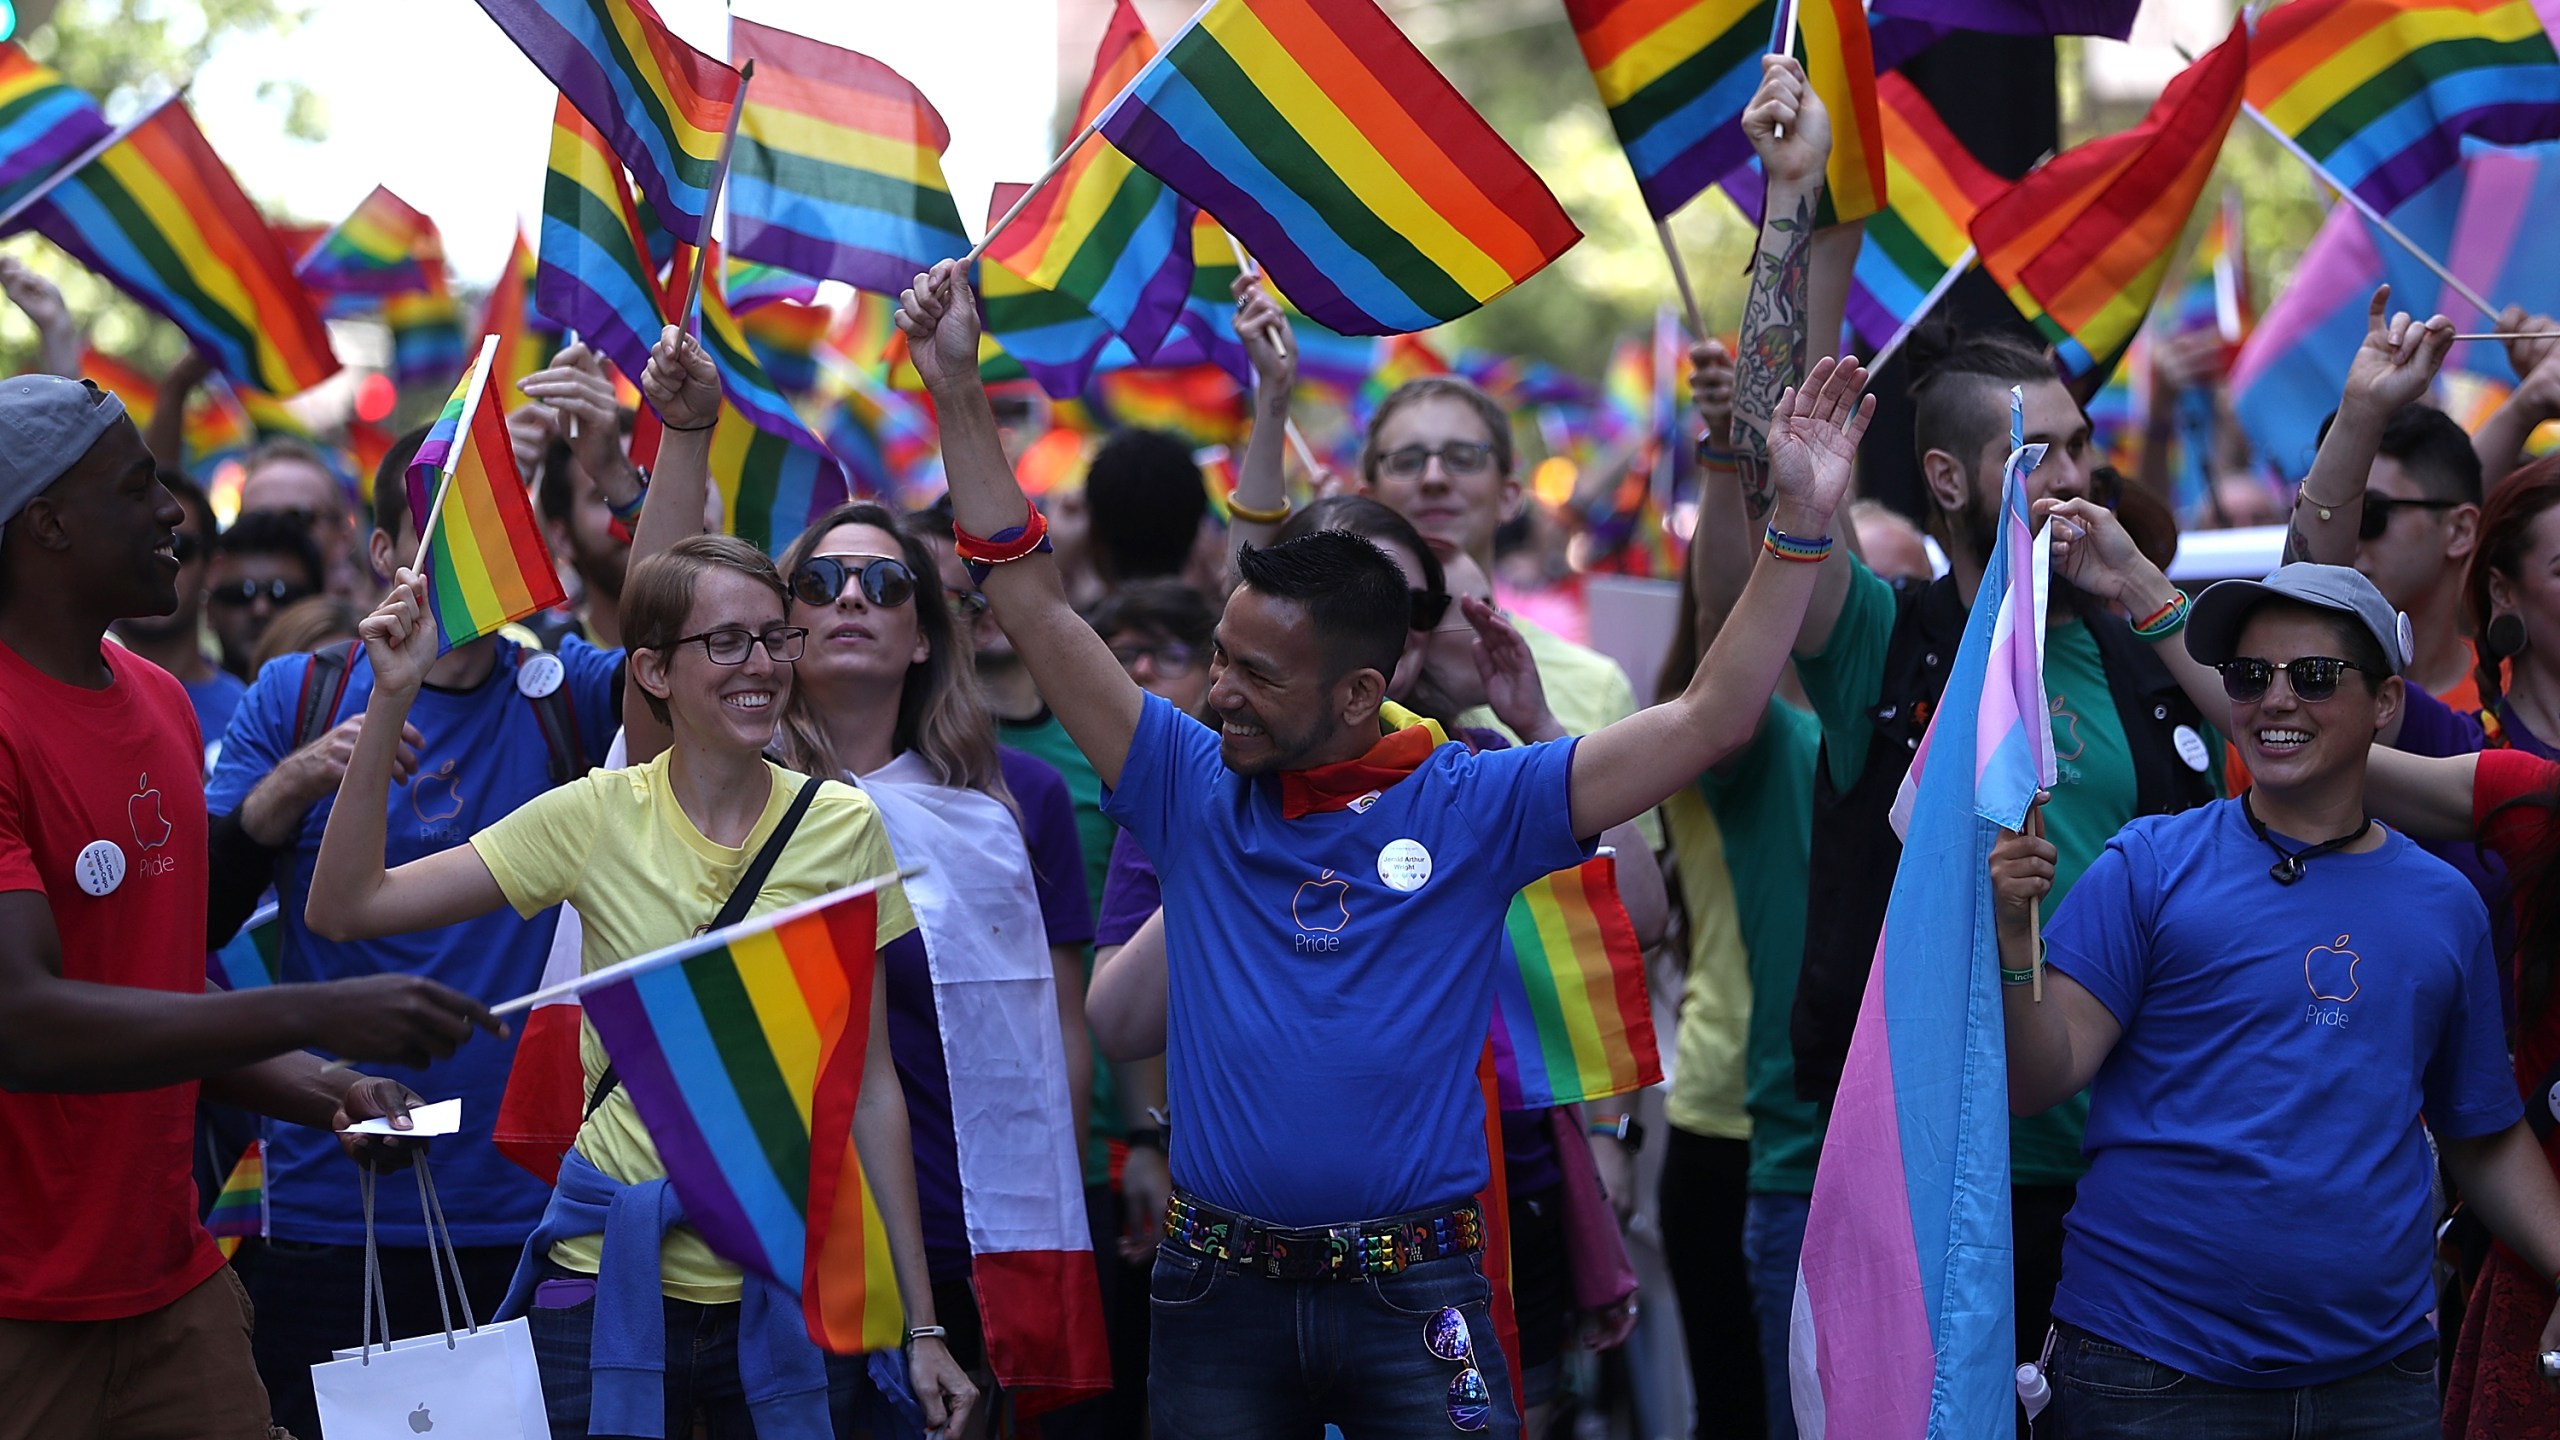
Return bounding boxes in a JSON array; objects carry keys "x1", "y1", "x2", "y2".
[
  {"x1": 385, "y1": 289, "x2": 467, "y2": 390},
  {"x1": 688, "y1": 242, "x2": 849, "y2": 552},
  {"x1": 537, "y1": 93, "x2": 671, "y2": 386},
  {"x1": 1796, "y1": 0, "x2": 1886, "y2": 225},
  {"x1": 1568, "y1": 1, "x2": 1774, "y2": 221},
  {"x1": 294, "y1": 185, "x2": 444, "y2": 298},
  {"x1": 1149, "y1": 210, "x2": 1252, "y2": 382},
  {"x1": 208, "y1": 903, "x2": 282, "y2": 992},
  {"x1": 1491, "y1": 854, "x2": 1659, "y2": 1109},
  {"x1": 741, "y1": 300, "x2": 829, "y2": 396},
  {"x1": 1971, "y1": 21, "x2": 2247, "y2": 380},
  {"x1": 472, "y1": 0, "x2": 741, "y2": 233},
  {"x1": 1846, "y1": 73, "x2": 2006, "y2": 352},
  {"x1": 206, "y1": 1141, "x2": 263, "y2": 1259},
  {"x1": 1360, "y1": 331, "x2": 1449, "y2": 413},
  {"x1": 725, "y1": 258, "x2": 818, "y2": 313},
  {"x1": 1097, "y1": 0, "x2": 1582, "y2": 336},
  {"x1": 726, "y1": 17, "x2": 972, "y2": 295},
  {"x1": 2246, "y1": 0, "x2": 2560, "y2": 214},
  {"x1": 480, "y1": 229, "x2": 563, "y2": 411},
  {"x1": 1871, "y1": 0, "x2": 2137, "y2": 39},
  {"x1": 404, "y1": 341, "x2": 567, "y2": 651},
  {"x1": 0, "y1": 43, "x2": 109, "y2": 217},
  {"x1": 986, "y1": 0, "x2": 1195, "y2": 363},
  {"x1": 1093, "y1": 363, "x2": 1247, "y2": 446},
  {"x1": 1791, "y1": 399, "x2": 2050, "y2": 1440},
  {"x1": 14, "y1": 98, "x2": 338, "y2": 395},
  {"x1": 577, "y1": 881, "x2": 905, "y2": 1352},
  {"x1": 826, "y1": 290, "x2": 898, "y2": 380},
  {"x1": 979, "y1": 182, "x2": 1134, "y2": 401}
]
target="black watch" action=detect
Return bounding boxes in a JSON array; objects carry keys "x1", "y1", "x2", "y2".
[
  {"x1": 1587, "y1": 1114, "x2": 1646, "y2": 1151},
  {"x1": 1123, "y1": 1126, "x2": 1167, "y2": 1153}
]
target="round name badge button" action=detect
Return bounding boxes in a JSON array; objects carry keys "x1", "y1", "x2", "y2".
[
  {"x1": 2172, "y1": 724, "x2": 2211, "y2": 773},
  {"x1": 1377, "y1": 838, "x2": 1433, "y2": 893},
  {"x1": 517, "y1": 652, "x2": 566, "y2": 700},
  {"x1": 75, "y1": 839, "x2": 125, "y2": 897}
]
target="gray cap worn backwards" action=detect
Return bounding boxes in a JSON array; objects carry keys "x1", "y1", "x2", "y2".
[
  {"x1": 2184, "y1": 562, "x2": 2410, "y2": 676},
  {"x1": 0, "y1": 375, "x2": 127, "y2": 531}
]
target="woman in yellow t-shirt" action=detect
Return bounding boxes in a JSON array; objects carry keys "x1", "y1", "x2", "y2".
[{"x1": 306, "y1": 333, "x2": 973, "y2": 1437}]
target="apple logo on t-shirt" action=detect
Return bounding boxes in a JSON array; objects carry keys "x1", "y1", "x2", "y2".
[
  {"x1": 128, "y1": 774, "x2": 170, "y2": 851},
  {"x1": 1293, "y1": 870, "x2": 1350, "y2": 934},
  {"x1": 2305, "y1": 934, "x2": 2362, "y2": 1005}
]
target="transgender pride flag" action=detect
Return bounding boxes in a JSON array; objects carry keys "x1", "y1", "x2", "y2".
[{"x1": 1794, "y1": 411, "x2": 2053, "y2": 1438}]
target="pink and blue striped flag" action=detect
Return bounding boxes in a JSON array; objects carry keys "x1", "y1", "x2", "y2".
[{"x1": 1795, "y1": 392, "x2": 2048, "y2": 1439}]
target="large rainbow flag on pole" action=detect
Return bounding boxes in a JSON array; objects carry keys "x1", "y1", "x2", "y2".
[
  {"x1": 538, "y1": 93, "x2": 672, "y2": 385},
  {"x1": 1567, "y1": 0, "x2": 1777, "y2": 221},
  {"x1": 480, "y1": 229, "x2": 564, "y2": 412},
  {"x1": 294, "y1": 185, "x2": 444, "y2": 298},
  {"x1": 563, "y1": 878, "x2": 908, "y2": 1352},
  {"x1": 2245, "y1": 0, "x2": 2560, "y2": 215},
  {"x1": 0, "y1": 44, "x2": 109, "y2": 217},
  {"x1": 404, "y1": 336, "x2": 567, "y2": 652},
  {"x1": 1095, "y1": 0, "x2": 1582, "y2": 336},
  {"x1": 1794, "y1": 0, "x2": 1887, "y2": 226},
  {"x1": 7, "y1": 98, "x2": 339, "y2": 396},
  {"x1": 1490, "y1": 853, "x2": 1661, "y2": 1110},
  {"x1": 472, "y1": 0, "x2": 742, "y2": 233},
  {"x1": 725, "y1": 17, "x2": 972, "y2": 295},
  {"x1": 985, "y1": 0, "x2": 1196, "y2": 364},
  {"x1": 1971, "y1": 21, "x2": 2248, "y2": 380},
  {"x1": 1791, "y1": 411, "x2": 2051, "y2": 1440},
  {"x1": 1848, "y1": 73, "x2": 2005, "y2": 353},
  {"x1": 686, "y1": 242, "x2": 850, "y2": 555}
]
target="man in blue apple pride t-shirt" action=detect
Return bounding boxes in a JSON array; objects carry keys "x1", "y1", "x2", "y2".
[
  {"x1": 899, "y1": 260, "x2": 1875, "y2": 1438},
  {"x1": 1993, "y1": 563, "x2": 2560, "y2": 1439}
]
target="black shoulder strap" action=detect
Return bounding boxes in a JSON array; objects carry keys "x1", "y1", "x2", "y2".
[
  {"x1": 291, "y1": 640, "x2": 361, "y2": 754},
  {"x1": 585, "y1": 775, "x2": 830, "y2": 1119}
]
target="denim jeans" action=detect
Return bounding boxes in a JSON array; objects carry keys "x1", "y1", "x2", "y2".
[
  {"x1": 1148, "y1": 1246, "x2": 1518, "y2": 1439},
  {"x1": 2042, "y1": 1322, "x2": 2439, "y2": 1440},
  {"x1": 521, "y1": 1261, "x2": 876, "y2": 1439},
  {"x1": 1742, "y1": 1194, "x2": 1812, "y2": 1440}
]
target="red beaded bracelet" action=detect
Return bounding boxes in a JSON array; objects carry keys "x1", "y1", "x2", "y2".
[{"x1": 953, "y1": 507, "x2": 1050, "y2": 565}]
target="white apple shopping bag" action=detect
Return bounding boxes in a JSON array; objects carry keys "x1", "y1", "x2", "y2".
[{"x1": 311, "y1": 1160, "x2": 550, "y2": 1440}]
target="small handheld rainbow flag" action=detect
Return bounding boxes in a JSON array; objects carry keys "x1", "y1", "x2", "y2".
[
  {"x1": 207, "y1": 1141, "x2": 264, "y2": 1259},
  {"x1": 1567, "y1": 0, "x2": 1775, "y2": 222},
  {"x1": 544, "y1": 876, "x2": 908, "y2": 1353},
  {"x1": 1490, "y1": 853, "x2": 1661, "y2": 1111},
  {"x1": 208, "y1": 903, "x2": 282, "y2": 992},
  {"x1": 385, "y1": 289, "x2": 468, "y2": 391},
  {"x1": 404, "y1": 336, "x2": 567, "y2": 652},
  {"x1": 481, "y1": 229, "x2": 564, "y2": 411},
  {"x1": 1095, "y1": 0, "x2": 1582, "y2": 336},
  {"x1": 0, "y1": 43, "x2": 109, "y2": 217},
  {"x1": 295, "y1": 185, "x2": 445, "y2": 298}
]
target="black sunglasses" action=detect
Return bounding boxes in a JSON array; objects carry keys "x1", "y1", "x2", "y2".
[
  {"x1": 2217, "y1": 655, "x2": 2368, "y2": 704},
  {"x1": 1410, "y1": 587, "x2": 1452, "y2": 633},
  {"x1": 209, "y1": 577, "x2": 312, "y2": 608},
  {"x1": 2359, "y1": 494, "x2": 2462, "y2": 541},
  {"x1": 789, "y1": 554, "x2": 916, "y2": 610},
  {"x1": 674, "y1": 625, "x2": 809, "y2": 665}
]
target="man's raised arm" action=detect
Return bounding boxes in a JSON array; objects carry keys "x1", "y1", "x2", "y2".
[
  {"x1": 901, "y1": 261, "x2": 1145, "y2": 788},
  {"x1": 2282, "y1": 285, "x2": 2454, "y2": 566}
]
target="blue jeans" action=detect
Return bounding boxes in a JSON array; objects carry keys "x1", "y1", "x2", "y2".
[
  {"x1": 2042, "y1": 1322, "x2": 2438, "y2": 1440},
  {"x1": 1148, "y1": 1246, "x2": 1518, "y2": 1439},
  {"x1": 1742, "y1": 1194, "x2": 1811, "y2": 1440}
]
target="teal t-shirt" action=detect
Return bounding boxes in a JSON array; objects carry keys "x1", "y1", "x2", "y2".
[
  {"x1": 1700, "y1": 702, "x2": 1826, "y2": 1195},
  {"x1": 998, "y1": 709, "x2": 1122, "y2": 1185}
]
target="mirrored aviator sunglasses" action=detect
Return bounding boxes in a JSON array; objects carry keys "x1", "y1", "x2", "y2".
[
  {"x1": 1427, "y1": 1306, "x2": 1491, "y2": 1432},
  {"x1": 790, "y1": 554, "x2": 916, "y2": 610}
]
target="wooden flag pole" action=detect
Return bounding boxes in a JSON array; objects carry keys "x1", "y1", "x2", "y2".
[
  {"x1": 1771, "y1": 0, "x2": 1805, "y2": 138},
  {"x1": 2452, "y1": 331, "x2": 2560, "y2": 342},
  {"x1": 409, "y1": 333, "x2": 505, "y2": 574},
  {"x1": 677, "y1": 60, "x2": 755, "y2": 330},
  {"x1": 1656, "y1": 218, "x2": 1708, "y2": 340},
  {"x1": 2240, "y1": 102, "x2": 2497, "y2": 318},
  {"x1": 1863, "y1": 244, "x2": 1976, "y2": 373}
]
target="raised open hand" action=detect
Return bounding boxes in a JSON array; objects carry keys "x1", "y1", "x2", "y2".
[
  {"x1": 2341, "y1": 285, "x2": 2454, "y2": 421},
  {"x1": 897, "y1": 259, "x2": 981, "y2": 393},
  {"x1": 640, "y1": 325, "x2": 719, "y2": 433},
  {"x1": 1767, "y1": 355, "x2": 1873, "y2": 528},
  {"x1": 1741, "y1": 55, "x2": 1829, "y2": 189},
  {"x1": 1462, "y1": 594, "x2": 1562, "y2": 743}
]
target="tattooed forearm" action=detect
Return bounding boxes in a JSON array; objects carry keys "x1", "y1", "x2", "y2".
[{"x1": 1732, "y1": 190, "x2": 1814, "y2": 521}]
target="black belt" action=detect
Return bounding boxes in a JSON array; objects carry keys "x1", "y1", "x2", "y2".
[{"x1": 1162, "y1": 1188, "x2": 1483, "y2": 1281}]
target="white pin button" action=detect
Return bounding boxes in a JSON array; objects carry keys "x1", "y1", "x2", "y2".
[
  {"x1": 2172, "y1": 724, "x2": 2211, "y2": 773},
  {"x1": 517, "y1": 652, "x2": 565, "y2": 700},
  {"x1": 1377, "y1": 838, "x2": 1432, "y2": 892},
  {"x1": 74, "y1": 840, "x2": 125, "y2": 897}
]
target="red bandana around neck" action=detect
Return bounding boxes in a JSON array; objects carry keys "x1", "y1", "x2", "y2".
[{"x1": 1276, "y1": 712, "x2": 1444, "y2": 819}]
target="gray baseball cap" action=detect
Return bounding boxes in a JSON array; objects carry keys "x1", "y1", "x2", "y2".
[
  {"x1": 2185, "y1": 562, "x2": 2410, "y2": 675},
  {"x1": 0, "y1": 375, "x2": 128, "y2": 530}
]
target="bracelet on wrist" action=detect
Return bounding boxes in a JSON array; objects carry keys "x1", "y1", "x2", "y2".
[
  {"x1": 1225, "y1": 494, "x2": 1291, "y2": 525},
  {"x1": 2294, "y1": 487, "x2": 2348, "y2": 523},
  {"x1": 1762, "y1": 524, "x2": 1834, "y2": 565},
  {"x1": 2000, "y1": 966, "x2": 2040, "y2": 986},
  {"x1": 905, "y1": 1325, "x2": 948, "y2": 1346},
  {"x1": 953, "y1": 510, "x2": 1054, "y2": 585},
  {"x1": 1586, "y1": 1114, "x2": 1646, "y2": 1150},
  {"x1": 604, "y1": 472, "x2": 650, "y2": 525},
  {"x1": 2129, "y1": 592, "x2": 2191, "y2": 640},
  {"x1": 660, "y1": 415, "x2": 717, "y2": 433}
]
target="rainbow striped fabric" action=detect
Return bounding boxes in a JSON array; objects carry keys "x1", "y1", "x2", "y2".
[
  {"x1": 0, "y1": 44, "x2": 109, "y2": 218},
  {"x1": 1846, "y1": 73, "x2": 2006, "y2": 352},
  {"x1": 1359, "y1": 331, "x2": 1449, "y2": 414},
  {"x1": 725, "y1": 258, "x2": 818, "y2": 313},
  {"x1": 577, "y1": 884, "x2": 904, "y2": 1353},
  {"x1": 536, "y1": 94, "x2": 670, "y2": 386},
  {"x1": 385, "y1": 289, "x2": 467, "y2": 390},
  {"x1": 1972, "y1": 22, "x2": 2248, "y2": 379},
  {"x1": 1568, "y1": 0, "x2": 1774, "y2": 221},
  {"x1": 207, "y1": 1141, "x2": 263, "y2": 1259},
  {"x1": 1151, "y1": 212, "x2": 1252, "y2": 382},
  {"x1": 726, "y1": 17, "x2": 971, "y2": 295},
  {"x1": 404, "y1": 348, "x2": 567, "y2": 652},
  {"x1": 1097, "y1": 0, "x2": 1581, "y2": 336},
  {"x1": 294, "y1": 185, "x2": 443, "y2": 298},
  {"x1": 473, "y1": 0, "x2": 741, "y2": 232},
  {"x1": 208, "y1": 904, "x2": 282, "y2": 993},
  {"x1": 987, "y1": 0, "x2": 1196, "y2": 363},
  {"x1": 692, "y1": 243, "x2": 849, "y2": 554},
  {"x1": 978, "y1": 185, "x2": 1133, "y2": 400},
  {"x1": 480, "y1": 229, "x2": 564, "y2": 415},
  {"x1": 1795, "y1": 0, "x2": 1886, "y2": 225},
  {"x1": 15, "y1": 99, "x2": 338, "y2": 395},
  {"x1": 1093, "y1": 364, "x2": 1247, "y2": 446},
  {"x1": 1870, "y1": 0, "x2": 2138, "y2": 39},
  {"x1": 2246, "y1": 0, "x2": 2560, "y2": 214},
  {"x1": 740, "y1": 300, "x2": 829, "y2": 396},
  {"x1": 1491, "y1": 854, "x2": 1661, "y2": 1110}
]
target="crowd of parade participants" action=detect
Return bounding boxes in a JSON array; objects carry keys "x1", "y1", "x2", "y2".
[{"x1": 24, "y1": 56, "x2": 2560, "y2": 1440}]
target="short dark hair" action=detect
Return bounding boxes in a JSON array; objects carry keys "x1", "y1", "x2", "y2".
[
  {"x1": 216, "y1": 507, "x2": 324, "y2": 592},
  {"x1": 1085, "y1": 428, "x2": 1207, "y2": 581},
  {"x1": 908, "y1": 497, "x2": 956, "y2": 543},
  {"x1": 1906, "y1": 321, "x2": 2061, "y2": 472},
  {"x1": 2237, "y1": 597, "x2": 2394, "y2": 692},
  {"x1": 1234, "y1": 530, "x2": 1410, "y2": 682},
  {"x1": 2378, "y1": 404, "x2": 2481, "y2": 505},
  {"x1": 372, "y1": 423, "x2": 432, "y2": 542},
  {"x1": 537, "y1": 409, "x2": 639, "y2": 525},
  {"x1": 1085, "y1": 578, "x2": 1216, "y2": 651},
  {"x1": 1279, "y1": 494, "x2": 1445, "y2": 606},
  {"x1": 159, "y1": 470, "x2": 214, "y2": 539}
]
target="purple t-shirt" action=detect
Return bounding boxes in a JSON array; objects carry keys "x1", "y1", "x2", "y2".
[
  {"x1": 883, "y1": 747, "x2": 1094, "y2": 1283},
  {"x1": 1096, "y1": 828, "x2": 1160, "y2": 950}
]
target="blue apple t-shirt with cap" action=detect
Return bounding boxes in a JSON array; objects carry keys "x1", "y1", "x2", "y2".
[
  {"x1": 1102, "y1": 693, "x2": 1592, "y2": 1227},
  {"x1": 2042, "y1": 797, "x2": 2519, "y2": 1387},
  {"x1": 205, "y1": 636, "x2": 622, "y2": 1246}
]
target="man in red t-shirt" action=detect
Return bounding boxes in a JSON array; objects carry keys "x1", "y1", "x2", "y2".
[{"x1": 0, "y1": 376, "x2": 501, "y2": 1440}]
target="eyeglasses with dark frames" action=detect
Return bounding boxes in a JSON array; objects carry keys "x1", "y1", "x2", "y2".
[{"x1": 672, "y1": 626, "x2": 809, "y2": 665}]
